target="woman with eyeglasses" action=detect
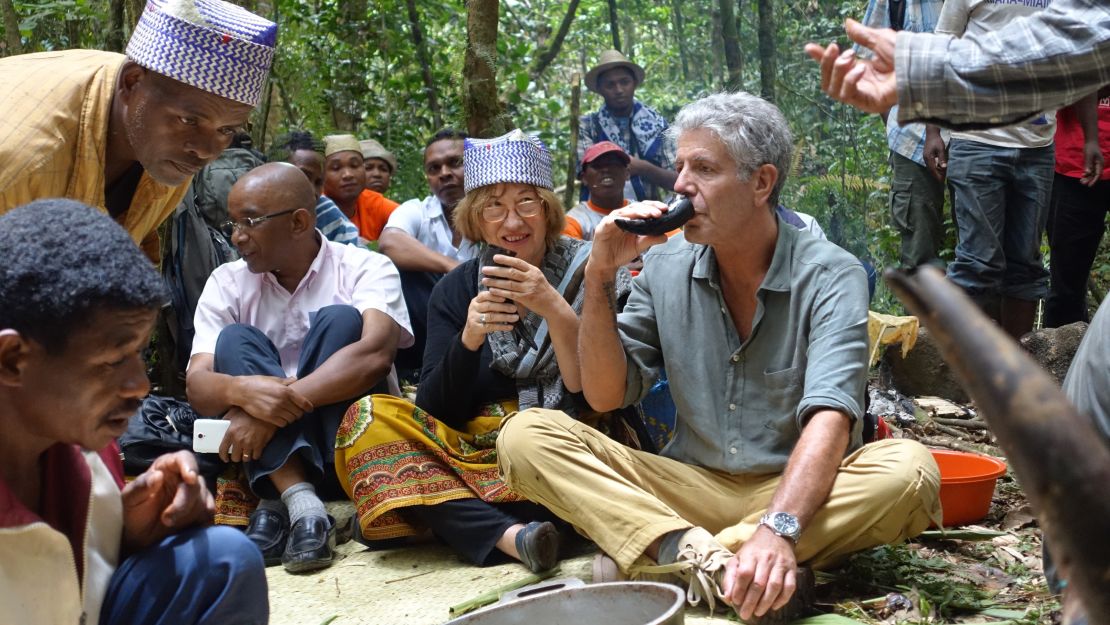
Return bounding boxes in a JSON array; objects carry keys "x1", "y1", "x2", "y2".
[{"x1": 334, "y1": 130, "x2": 637, "y2": 572}]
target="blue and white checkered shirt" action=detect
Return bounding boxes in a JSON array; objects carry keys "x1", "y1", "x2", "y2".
[
  {"x1": 859, "y1": 0, "x2": 946, "y2": 165},
  {"x1": 896, "y1": 0, "x2": 1110, "y2": 129},
  {"x1": 315, "y1": 195, "x2": 362, "y2": 247}
]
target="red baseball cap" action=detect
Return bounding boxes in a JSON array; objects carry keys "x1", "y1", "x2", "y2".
[{"x1": 579, "y1": 141, "x2": 630, "y2": 177}]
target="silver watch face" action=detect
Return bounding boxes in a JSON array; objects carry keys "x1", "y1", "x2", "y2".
[{"x1": 771, "y1": 512, "x2": 800, "y2": 537}]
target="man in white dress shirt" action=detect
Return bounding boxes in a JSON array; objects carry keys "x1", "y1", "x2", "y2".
[{"x1": 185, "y1": 163, "x2": 412, "y2": 573}]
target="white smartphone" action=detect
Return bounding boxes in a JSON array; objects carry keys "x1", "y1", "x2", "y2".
[{"x1": 192, "y1": 419, "x2": 231, "y2": 454}]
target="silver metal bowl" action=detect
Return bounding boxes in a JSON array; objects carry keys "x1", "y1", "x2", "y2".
[{"x1": 444, "y1": 580, "x2": 685, "y2": 625}]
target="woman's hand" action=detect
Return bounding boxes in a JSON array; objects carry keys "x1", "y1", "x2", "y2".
[
  {"x1": 481, "y1": 254, "x2": 564, "y2": 318},
  {"x1": 461, "y1": 290, "x2": 521, "y2": 351}
]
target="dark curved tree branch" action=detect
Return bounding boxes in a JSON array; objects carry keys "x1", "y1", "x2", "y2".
[
  {"x1": 406, "y1": 0, "x2": 442, "y2": 129},
  {"x1": 529, "y1": 0, "x2": 581, "y2": 83}
]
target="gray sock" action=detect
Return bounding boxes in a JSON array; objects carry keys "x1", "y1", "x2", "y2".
[
  {"x1": 280, "y1": 482, "x2": 326, "y2": 526},
  {"x1": 257, "y1": 498, "x2": 287, "y2": 518},
  {"x1": 657, "y1": 528, "x2": 689, "y2": 565}
]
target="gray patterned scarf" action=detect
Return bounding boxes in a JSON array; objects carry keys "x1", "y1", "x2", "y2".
[{"x1": 480, "y1": 237, "x2": 632, "y2": 415}]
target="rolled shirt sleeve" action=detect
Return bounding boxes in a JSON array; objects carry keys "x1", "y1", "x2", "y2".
[
  {"x1": 896, "y1": 0, "x2": 1110, "y2": 129},
  {"x1": 190, "y1": 270, "x2": 239, "y2": 361},
  {"x1": 797, "y1": 264, "x2": 870, "y2": 428}
]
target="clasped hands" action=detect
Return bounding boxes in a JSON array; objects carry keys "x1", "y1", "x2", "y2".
[{"x1": 218, "y1": 375, "x2": 313, "y2": 463}]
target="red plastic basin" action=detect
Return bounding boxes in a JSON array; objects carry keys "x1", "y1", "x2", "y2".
[{"x1": 929, "y1": 449, "x2": 1008, "y2": 527}]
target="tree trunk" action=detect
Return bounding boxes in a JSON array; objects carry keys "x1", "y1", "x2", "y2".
[
  {"x1": 126, "y1": 0, "x2": 144, "y2": 31},
  {"x1": 464, "y1": 0, "x2": 511, "y2": 137},
  {"x1": 253, "y1": 2, "x2": 277, "y2": 151},
  {"x1": 735, "y1": 0, "x2": 745, "y2": 81},
  {"x1": 670, "y1": 0, "x2": 689, "y2": 82},
  {"x1": 405, "y1": 0, "x2": 442, "y2": 129},
  {"x1": 606, "y1": 0, "x2": 621, "y2": 51},
  {"x1": 530, "y1": 0, "x2": 581, "y2": 82},
  {"x1": 756, "y1": 0, "x2": 776, "y2": 102},
  {"x1": 718, "y1": 0, "x2": 741, "y2": 90},
  {"x1": 0, "y1": 0, "x2": 21, "y2": 56},
  {"x1": 710, "y1": 6, "x2": 724, "y2": 88},
  {"x1": 106, "y1": 0, "x2": 126, "y2": 52},
  {"x1": 564, "y1": 72, "x2": 582, "y2": 210}
]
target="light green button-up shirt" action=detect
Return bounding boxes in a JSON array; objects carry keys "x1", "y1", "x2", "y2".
[{"x1": 618, "y1": 220, "x2": 869, "y2": 474}]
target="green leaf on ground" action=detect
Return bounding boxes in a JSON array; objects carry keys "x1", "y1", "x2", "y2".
[
  {"x1": 918, "y1": 529, "x2": 1007, "y2": 541},
  {"x1": 795, "y1": 615, "x2": 871, "y2": 624}
]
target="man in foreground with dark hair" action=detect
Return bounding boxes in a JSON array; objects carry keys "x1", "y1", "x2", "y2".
[
  {"x1": 578, "y1": 50, "x2": 678, "y2": 202},
  {"x1": 186, "y1": 163, "x2": 412, "y2": 573},
  {"x1": 0, "y1": 0, "x2": 277, "y2": 261},
  {"x1": 0, "y1": 199, "x2": 267, "y2": 625}
]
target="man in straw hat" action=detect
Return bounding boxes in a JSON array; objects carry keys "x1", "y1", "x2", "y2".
[
  {"x1": 0, "y1": 0, "x2": 277, "y2": 261},
  {"x1": 323, "y1": 134, "x2": 399, "y2": 243},
  {"x1": 360, "y1": 138, "x2": 398, "y2": 197},
  {"x1": 578, "y1": 49, "x2": 678, "y2": 203}
]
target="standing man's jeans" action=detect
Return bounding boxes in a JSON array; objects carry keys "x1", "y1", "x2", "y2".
[
  {"x1": 213, "y1": 304, "x2": 384, "y2": 500},
  {"x1": 946, "y1": 140, "x2": 1054, "y2": 302},
  {"x1": 100, "y1": 526, "x2": 268, "y2": 625},
  {"x1": 1044, "y1": 173, "x2": 1110, "y2": 327},
  {"x1": 889, "y1": 152, "x2": 947, "y2": 269}
]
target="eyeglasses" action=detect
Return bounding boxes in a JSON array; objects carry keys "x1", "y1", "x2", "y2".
[
  {"x1": 219, "y1": 207, "x2": 299, "y2": 238},
  {"x1": 480, "y1": 198, "x2": 545, "y2": 223}
]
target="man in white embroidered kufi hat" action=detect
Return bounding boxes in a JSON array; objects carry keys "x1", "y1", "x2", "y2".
[{"x1": 0, "y1": 0, "x2": 277, "y2": 261}]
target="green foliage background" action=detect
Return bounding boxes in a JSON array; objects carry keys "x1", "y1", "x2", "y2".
[{"x1": 24, "y1": 0, "x2": 1091, "y2": 315}]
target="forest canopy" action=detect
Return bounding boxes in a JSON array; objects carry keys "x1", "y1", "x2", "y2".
[{"x1": 6, "y1": 0, "x2": 1085, "y2": 314}]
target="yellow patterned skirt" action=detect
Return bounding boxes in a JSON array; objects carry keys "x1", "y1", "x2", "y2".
[{"x1": 334, "y1": 394, "x2": 527, "y2": 540}]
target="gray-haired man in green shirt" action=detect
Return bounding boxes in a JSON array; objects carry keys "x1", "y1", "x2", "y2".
[{"x1": 497, "y1": 92, "x2": 941, "y2": 624}]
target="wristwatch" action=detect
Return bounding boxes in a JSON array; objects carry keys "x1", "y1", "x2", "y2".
[{"x1": 759, "y1": 511, "x2": 801, "y2": 544}]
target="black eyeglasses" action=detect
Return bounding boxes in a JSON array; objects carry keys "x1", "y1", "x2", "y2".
[{"x1": 219, "y1": 208, "x2": 299, "y2": 238}]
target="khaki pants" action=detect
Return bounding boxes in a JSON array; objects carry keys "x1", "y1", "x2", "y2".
[{"x1": 498, "y1": 408, "x2": 941, "y2": 572}]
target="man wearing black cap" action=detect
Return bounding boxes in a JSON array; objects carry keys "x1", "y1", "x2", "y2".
[{"x1": 578, "y1": 50, "x2": 678, "y2": 202}]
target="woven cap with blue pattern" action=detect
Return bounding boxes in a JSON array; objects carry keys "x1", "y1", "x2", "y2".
[
  {"x1": 125, "y1": 0, "x2": 277, "y2": 107},
  {"x1": 463, "y1": 129, "x2": 553, "y2": 194}
]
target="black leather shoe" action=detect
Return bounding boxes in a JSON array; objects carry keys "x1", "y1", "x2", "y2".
[
  {"x1": 245, "y1": 507, "x2": 288, "y2": 567},
  {"x1": 515, "y1": 521, "x2": 560, "y2": 573},
  {"x1": 282, "y1": 514, "x2": 336, "y2": 574}
]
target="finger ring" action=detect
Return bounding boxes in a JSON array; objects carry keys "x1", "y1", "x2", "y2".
[{"x1": 479, "y1": 313, "x2": 487, "y2": 325}]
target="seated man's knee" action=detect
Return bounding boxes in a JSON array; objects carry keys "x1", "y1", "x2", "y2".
[
  {"x1": 202, "y1": 525, "x2": 266, "y2": 572},
  {"x1": 496, "y1": 409, "x2": 568, "y2": 486},
  {"x1": 313, "y1": 304, "x2": 363, "y2": 337},
  {"x1": 214, "y1": 323, "x2": 267, "y2": 355},
  {"x1": 861, "y1": 439, "x2": 941, "y2": 502}
]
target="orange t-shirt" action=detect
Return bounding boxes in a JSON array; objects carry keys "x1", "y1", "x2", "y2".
[{"x1": 351, "y1": 189, "x2": 399, "y2": 241}]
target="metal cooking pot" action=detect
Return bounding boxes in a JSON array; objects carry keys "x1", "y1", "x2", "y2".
[{"x1": 444, "y1": 579, "x2": 685, "y2": 625}]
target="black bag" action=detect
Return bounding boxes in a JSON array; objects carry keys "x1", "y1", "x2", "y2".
[
  {"x1": 161, "y1": 147, "x2": 266, "y2": 375},
  {"x1": 119, "y1": 395, "x2": 225, "y2": 479}
]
